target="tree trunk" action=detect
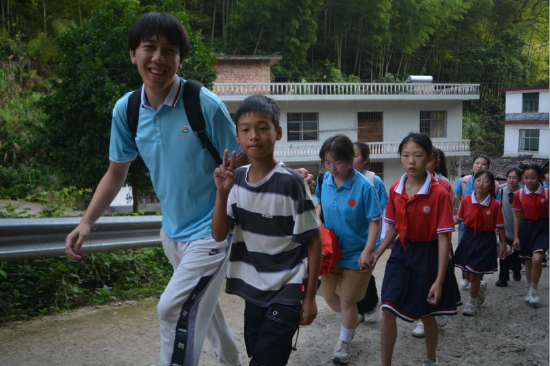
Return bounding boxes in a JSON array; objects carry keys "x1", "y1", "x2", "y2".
[
  {"x1": 253, "y1": 25, "x2": 264, "y2": 55},
  {"x1": 211, "y1": 2, "x2": 216, "y2": 46},
  {"x1": 43, "y1": 0, "x2": 47, "y2": 35}
]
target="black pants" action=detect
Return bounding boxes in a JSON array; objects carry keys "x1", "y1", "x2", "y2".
[
  {"x1": 244, "y1": 301, "x2": 300, "y2": 366},
  {"x1": 499, "y1": 238, "x2": 522, "y2": 282},
  {"x1": 357, "y1": 275, "x2": 378, "y2": 314}
]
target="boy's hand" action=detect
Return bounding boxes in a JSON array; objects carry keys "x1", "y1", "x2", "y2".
[
  {"x1": 299, "y1": 297, "x2": 317, "y2": 325},
  {"x1": 294, "y1": 167, "x2": 316, "y2": 193},
  {"x1": 214, "y1": 150, "x2": 236, "y2": 194}
]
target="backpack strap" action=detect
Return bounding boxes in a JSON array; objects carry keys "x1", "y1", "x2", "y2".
[
  {"x1": 365, "y1": 170, "x2": 375, "y2": 184},
  {"x1": 183, "y1": 80, "x2": 223, "y2": 166},
  {"x1": 318, "y1": 172, "x2": 325, "y2": 224},
  {"x1": 127, "y1": 86, "x2": 142, "y2": 141},
  {"x1": 498, "y1": 188, "x2": 503, "y2": 206},
  {"x1": 461, "y1": 175, "x2": 470, "y2": 195}
]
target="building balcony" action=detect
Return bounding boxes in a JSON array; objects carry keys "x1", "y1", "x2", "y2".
[
  {"x1": 213, "y1": 82, "x2": 480, "y2": 102},
  {"x1": 275, "y1": 139, "x2": 471, "y2": 162}
]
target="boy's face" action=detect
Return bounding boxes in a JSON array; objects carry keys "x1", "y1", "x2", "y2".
[
  {"x1": 236, "y1": 112, "x2": 282, "y2": 160},
  {"x1": 130, "y1": 33, "x2": 184, "y2": 98}
]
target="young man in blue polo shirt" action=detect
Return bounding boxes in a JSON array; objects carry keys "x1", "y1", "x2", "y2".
[{"x1": 65, "y1": 12, "x2": 245, "y2": 366}]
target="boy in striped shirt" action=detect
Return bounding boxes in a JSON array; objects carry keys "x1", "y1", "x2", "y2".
[{"x1": 212, "y1": 95, "x2": 322, "y2": 366}]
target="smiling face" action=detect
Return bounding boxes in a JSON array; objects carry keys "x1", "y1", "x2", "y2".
[
  {"x1": 130, "y1": 34, "x2": 183, "y2": 99},
  {"x1": 400, "y1": 141, "x2": 431, "y2": 179},
  {"x1": 236, "y1": 112, "x2": 281, "y2": 160},
  {"x1": 523, "y1": 169, "x2": 540, "y2": 192}
]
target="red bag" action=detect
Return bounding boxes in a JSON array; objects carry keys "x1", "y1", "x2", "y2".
[{"x1": 319, "y1": 225, "x2": 343, "y2": 276}]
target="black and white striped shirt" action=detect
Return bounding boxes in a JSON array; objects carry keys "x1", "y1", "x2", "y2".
[{"x1": 226, "y1": 162, "x2": 320, "y2": 307}]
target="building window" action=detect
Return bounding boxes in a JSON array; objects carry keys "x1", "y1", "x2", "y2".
[
  {"x1": 370, "y1": 162, "x2": 384, "y2": 182},
  {"x1": 522, "y1": 93, "x2": 539, "y2": 113},
  {"x1": 358, "y1": 112, "x2": 383, "y2": 142},
  {"x1": 287, "y1": 113, "x2": 319, "y2": 141},
  {"x1": 420, "y1": 111, "x2": 447, "y2": 138},
  {"x1": 519, "y1": 129, "x2": 540, "y2": 152}
]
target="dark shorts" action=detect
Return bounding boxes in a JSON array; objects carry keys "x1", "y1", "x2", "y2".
[
  {"x1": 519, "y1": 218, "x2": 549, "y2": 259},
  {"x1": 244, "y1": 301, "x2": 300, "y2": 366},
  {"x1": 454, "y1": 226, "x2": 498, "y2": 274}
]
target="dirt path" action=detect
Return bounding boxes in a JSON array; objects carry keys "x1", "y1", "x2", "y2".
[{"x1": 1, "y1": 234, "x2": 548, "y2": 366}]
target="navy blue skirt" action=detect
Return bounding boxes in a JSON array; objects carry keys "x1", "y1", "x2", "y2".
[
  {"x1": 519, "y1": 218, "x2": 549, "y2": 259},
  {"x1": 381, "y1": 238, "x2": 460, "y2": 322},
  {"x1": 454, "y1": 226, "x2": 498, "y2": 274}
]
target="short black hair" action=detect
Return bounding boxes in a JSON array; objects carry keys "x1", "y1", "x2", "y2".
[
  {"x1": 474, "y1": 170, "x2": 496, "y2": 199},
  {"x1": 473, "y1": 154, "x2": 491, "y2": 168},
  {"x1": 128, "y1": 12, "x2": 190, "y2": 60},
  {"x1": 353, "y1": 141, "x2": 370, "y2": 170},
  {"x1": 234, "y1": 95, "x2": 280, "y2": 131},
  {"x1": 434, "y1": 148, "x2": 449, "y2": 178},
  {"x1": 542, "y1": 166, "x2": 549, "y2": 175},
  {"x1": 506, "y1": 167, "x2": 522, "y2": 180},
  {"x1": 522, "y1": 164, "x2": 543, "y2": 180},
  {"x1": 320, "y1": 134, "x2": 354, "y2": 166},
  {"x1": 398, "y1": 132, "x2": 435, "y2": 157}
]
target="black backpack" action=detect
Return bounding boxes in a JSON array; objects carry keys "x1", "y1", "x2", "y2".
[{"x1": 126, "y1": 79, "x2": 223, "y2": 166}]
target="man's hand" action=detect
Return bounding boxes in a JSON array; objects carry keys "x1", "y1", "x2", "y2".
[
  {"x1": 299, "y1": 297, "x2": 318, "y2": 325},
  {"x1": 65, "y1": 223, "x2": 91, "y2": 259}
]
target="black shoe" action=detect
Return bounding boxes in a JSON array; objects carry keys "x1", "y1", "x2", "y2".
[
  {"x1": 495, "y1": 280, "x2": 508, "y2": 287},
  {"x1": 513, "y1": 272, "x2": 521, "y2": 281}
]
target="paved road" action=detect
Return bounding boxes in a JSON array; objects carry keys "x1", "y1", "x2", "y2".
[{"x1": 0, "y1": 233, "x2": 548, "y2": 366}]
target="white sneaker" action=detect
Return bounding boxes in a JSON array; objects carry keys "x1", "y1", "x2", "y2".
[
  {"x1": 436, "y1": 315, "x2": 448, "y2": 327},
  {"x1": 462, "y1": 301, "x2": 477, "y2": 316},
  {"x1": 524, "y1": 288, "x2": 533, "y2": 303},
  {"x1": 459, "y1": 278, "x2": 470, "y2": 288},
  {"x1": 362, "y1": 297, "x2": 381, "y2": 323},
  {"x1": 332, "y1": 339, "x2": 351, "y2": 364},
  {"x1": 422, "y1": 358, "x2": 439, "y2": 366},
  {"x1": 529, "y1": 289, "x2": 540, "y2": 306},
  {"x1": 476, "y1": 281, "x2": 487, "y2": 305},
  {"x1": 412, "y1": 321, "x2": 425, "y2": 338}
]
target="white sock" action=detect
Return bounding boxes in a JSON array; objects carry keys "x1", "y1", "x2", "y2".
[
  {"x1": 339, "y1": 325, "x2": 354, "y2": 342},
  {"x1": 531, "y1": 282, "x2": 538, "y2": 290},
  {"x1": 469, "y1": 296, "x2": 477, "y2": 304}
]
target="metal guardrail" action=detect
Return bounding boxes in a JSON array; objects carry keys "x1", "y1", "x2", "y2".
[{"x1": 0, "y1": 216, "x2": 162, "y2": 261}]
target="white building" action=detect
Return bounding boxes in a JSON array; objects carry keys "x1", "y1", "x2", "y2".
[
  {"x1": 500, "y1": 86, "x2": 549, "y2": 159},
  {"x1": 214, "y1": 56, "x2": 479, "y2": 189}
]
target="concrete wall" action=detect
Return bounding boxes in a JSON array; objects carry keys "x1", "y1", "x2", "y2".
[
  {"x1": 503, "y1": 124, "x2": 549, "y2": 158},
  {"x1": 505, "y1": 90, "x2": 549, "y2": 114}
]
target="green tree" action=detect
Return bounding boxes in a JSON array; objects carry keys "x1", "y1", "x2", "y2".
[{"x1": 39, "y1": 0, "x2": 217, "y2": 209}]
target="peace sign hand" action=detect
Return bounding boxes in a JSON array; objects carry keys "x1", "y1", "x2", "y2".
[{"x1": 214, "y1": 149, "x2": 237, "y2": 194}]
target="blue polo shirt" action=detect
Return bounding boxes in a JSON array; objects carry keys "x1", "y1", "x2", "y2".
[
  {"x1": 316, "y1": 169, "x2": 382, "y2": 269},
  {"x1": 109, "y1": 77, "x2": 242, "y2": 242}
]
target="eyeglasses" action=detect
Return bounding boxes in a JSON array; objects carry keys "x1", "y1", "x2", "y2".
[
  {"x1": 474, "y1": 179, "x2": 490, "y2": 184},
  {"x1": 508, "y1": 192, "x2": 514, "y2": 204}
]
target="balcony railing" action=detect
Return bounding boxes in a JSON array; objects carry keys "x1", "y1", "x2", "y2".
[
  {"x1": 275, "y1": 140, "x2": 470, "y2": 159},
  {"x1": 213, "y1": 82, "x2": 480, "y2": 97}
]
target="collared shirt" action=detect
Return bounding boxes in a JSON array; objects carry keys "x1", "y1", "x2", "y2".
[
  {"x1": 501, "y1": 186, "x2": 519, "y2": 240},
  {"x1": 226, "y1": 162, "x2": 320, "y2": 307},
  {"x1": 385, "y1": 172, "x2": 455, "y2": 242},
  {"x1": 454, "y1": 175, "x2": 501, "y2": 200},
  {"x1": 109, "y1": 77, "x2": 243, "y2": 242},
  {"x1": 434, "y1": 173, "x2": 453, "y2": 209},
  {"x1": 316, "y1": 169, "x2": 382, "y2": 269},
  {"x1": 457, "y1": 193, "x2": 504, "y2": 231},
  {"x1": 512, "y1": 184, "x2": 549, "y2": 221}
]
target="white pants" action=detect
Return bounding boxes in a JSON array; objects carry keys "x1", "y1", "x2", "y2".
[{"x1": 158, "y1": 229, "x2": 240, "y2": 366}]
